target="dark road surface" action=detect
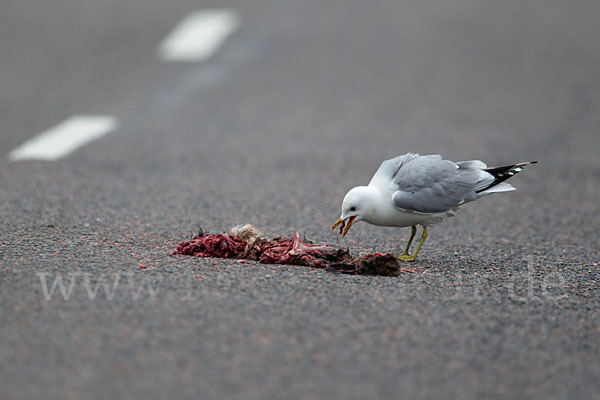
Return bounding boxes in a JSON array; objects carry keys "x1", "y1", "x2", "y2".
[{"x1": 1, "y1": 0, "x2": 599, "y2": 399}]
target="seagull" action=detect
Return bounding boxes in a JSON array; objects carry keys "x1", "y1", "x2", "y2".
[{"x1": 332, "y1": 153, "x2": 537, "y2": 261}]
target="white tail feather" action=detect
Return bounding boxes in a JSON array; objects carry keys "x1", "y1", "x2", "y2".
[
  {"x1": 456, "y1": 160, "x2": 488, "y2": 169},
  {"x1": 479, "y1": 182, "x2": 516, "y2": 195}
]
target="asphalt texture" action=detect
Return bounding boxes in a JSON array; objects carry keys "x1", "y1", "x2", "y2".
[{"x1": 1, "y1": 0, "x2": 599, "y2": 399}]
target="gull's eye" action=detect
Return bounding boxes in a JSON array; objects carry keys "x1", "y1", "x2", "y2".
[{"x1": 350, "y1": 206, "x2": 357, "y2": 212}]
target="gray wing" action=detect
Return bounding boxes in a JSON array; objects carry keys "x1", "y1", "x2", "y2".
[
  {"x1": 368, "y1": 153, "x2": 421, "y2": 189},
  {"x1": 371, "y1": 154, "x2": 494, "y2": 213}
]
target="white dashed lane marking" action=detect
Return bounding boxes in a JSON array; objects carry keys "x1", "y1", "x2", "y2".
[
  {"x1": 10, "y1": 10, "x2": 240, "y2": 161},
  {"x1": 9, "y1": 115, "x2": 118, "y2": 161},
  {"x1": 158, "y1": 9, "x2": 240, "y2": 62}
]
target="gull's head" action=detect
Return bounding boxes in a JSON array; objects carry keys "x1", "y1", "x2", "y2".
[{"x1": 332, "y1": 186, "x2": 377, "y2": 238}]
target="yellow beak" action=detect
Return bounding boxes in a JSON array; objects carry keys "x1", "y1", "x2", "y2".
[
  {"x1": 331, "y1": 216, "x2": 357, "y2": 239},
  {"x1": 332, "y1": 218, "x2": 343, "y2": 231}
]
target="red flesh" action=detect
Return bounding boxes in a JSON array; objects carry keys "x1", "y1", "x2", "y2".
[
  {"x1": 172, "y1": 231, "x2": 350, "y2": 268},
  {"x1": 172, "y1": 228, "x2": 421, "y2": 275},
  {"x1": 173, "y1": 233, "x2": 247, "y2": 259},
  {"x1": 338, "y1": 219, "x2": 346, "y2": 235},
  {"x1": 258, "y1": 232, "x2": 345, "y2": 268}
]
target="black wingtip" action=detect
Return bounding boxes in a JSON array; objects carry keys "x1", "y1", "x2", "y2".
[
  {"x1": 515, "y1": 160, "x2": 538, "y2": 167},
  {"x1": 477, "y1": 160, "x2": 537, "y2": 193}
]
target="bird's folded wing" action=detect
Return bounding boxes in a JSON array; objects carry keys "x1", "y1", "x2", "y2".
[
  {"x1": 389, "y1": 155, "x2": 487, "y2": 213},
  {"x1": 368, "y1": 153, "x2": 421, "y2": 189}
]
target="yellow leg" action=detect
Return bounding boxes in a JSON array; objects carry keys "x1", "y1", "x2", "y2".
[
  {"x1": 402, "y1": 226, "x2": 417, "y2": 256},
  {"x1": 398, "y1": 226, "x2": 428, "y2": 262}
]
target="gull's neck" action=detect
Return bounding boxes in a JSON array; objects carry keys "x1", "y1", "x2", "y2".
[
  {"x1": 361, "y1": 185, "x2": 391, "y2": 223},
  {"x1": 362, "y1": 185, "x2": 407, "y2": 226}
]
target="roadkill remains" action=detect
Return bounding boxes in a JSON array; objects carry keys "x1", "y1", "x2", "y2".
[{"x1": 172, "y1": 224, "x2": 419, "y2": 276}]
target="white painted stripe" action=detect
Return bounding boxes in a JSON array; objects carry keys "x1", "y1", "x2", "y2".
[
  {"x1": 158, "y1": 9, "x2": 240, "y2": 62},
  {"x1": 9, "y1": 115, "x2": 118, "y2": 161}
]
